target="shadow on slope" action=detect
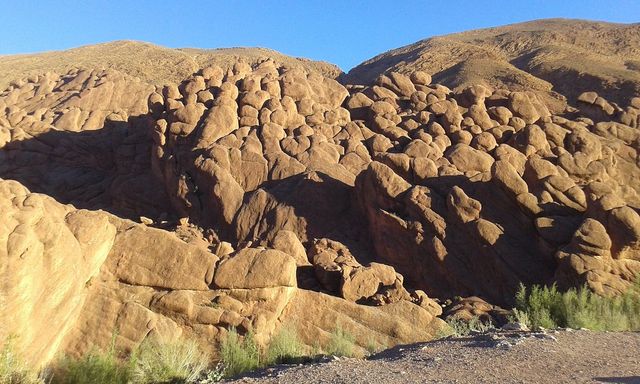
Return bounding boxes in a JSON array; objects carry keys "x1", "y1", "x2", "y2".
[{"x1": 0, "y1": 113, "x2": 174, "y2": 221}]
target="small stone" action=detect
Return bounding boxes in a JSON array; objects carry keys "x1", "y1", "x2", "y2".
[
  {"x1": 139, "y1": 216, "x2": 153, "y2": 225},
  {"x1": 501, "y1": 322, "x2": 529, "y2": 332}
]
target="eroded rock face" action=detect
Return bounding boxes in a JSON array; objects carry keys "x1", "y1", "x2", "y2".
[
  {"x1": 349, "y1": 72, "x2": 640, "y2": 302},
  {"x1": 0, "y1": 68, "x2": 171, "y2": 219},
  {"x1": 150, "y1": 62, "x2": 363, "y2": 245},
  {"x1": 1, "y1": 55, "x2": 639, "y2": 369},
  {"x1": 0, "y1": 180, "x2": 117, "y2": 367},
  {"x1": 0, "y1": 180, "x2": 445, "y2": 369}
]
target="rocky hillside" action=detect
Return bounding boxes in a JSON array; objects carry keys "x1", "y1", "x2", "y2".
[
  {"x1": 344, "y1": 19, "x2": 640, "y2": 111},
  {"x1": 0, "y1": 40, "x2": 342, "y2": 91},
  {"x1": 0, "y1": 19, "x2": 639, "y2": 372}
]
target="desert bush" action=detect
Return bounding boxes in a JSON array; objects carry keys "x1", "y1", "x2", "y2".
[
  {"x1": 0, "y1": 337, "x2": 43, "y2": 384},
  {"x1": 364, "y1": 336, "x2": 386, "y2": 355},
  {"x1": 52, "y1": 345, "x2": 133, "y2": 384},
  {"x1": 508, "y1": 308, "x2": 531, "y2": 329},
  {"x1": 53, "y1": 336, "x2": 212, "y2": 384},
  {"x1": 445, "y1": 316, "x2": 493, "y2": 337},
  {"x1": 219, "y1": 329, "x2": 260, "y2": 378},
  {"x1": 132, "y1": 338, "x2": 210, "y2": 383},
  {"x1": 325, "y1": 326, "x2": 357, "y2": 357},
  {"x1": 196, "y1": 364, "x2": 224, "y2": 384},
  {"x1": 264, "y1": 326, "x2": 304, "y2": 365},
  {"x1": 514, "y1": 281, "x2": 640, "y2": 331}
]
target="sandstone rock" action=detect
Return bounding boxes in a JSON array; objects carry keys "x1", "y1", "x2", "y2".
[
  {"x1": 508, "y1": 92, "x2": 549, "y2": 124},
  {"x1": 553, "y1": 218, "x2": 640, "y2": 295},
  {"x1": 3, "y1": 53, "x2": 640, "y2": 370},
  {"x1": 0, "y1": 181, "x2": 116, "y2": 368},
  {"x1": 447, "y1": 186, "x2": 481, "y2": 223},
  {"x1": 445, "y1": 144, "x2": 494, "y2": 174},
  {"x1": 444, "y1": 296, "x2": 510, "y2": 325},
  {"x1": 107, "y1": 222, "x2": 217, "y2": 291},
  {"x1": 197, "y1": 103, "x2": 239, "y2": 146},
  {"x1": 410, "y1": 71, "x2": 432, "y2": 86},
  {"x1": 310, "y1": 238, "x2": 361, "y2": 293},
  {"x1": 340, "y1": 263, "x2": 399, "y2": 302},
  {"x1": 214, "y1": 248, "x2": 297, "y2": 289},
  {"x1": 377, "y1": 72, "x2": 416, "y2": 97},
  {"x1": 271, "y1": 230, "x2": 309, "y2": 266}
]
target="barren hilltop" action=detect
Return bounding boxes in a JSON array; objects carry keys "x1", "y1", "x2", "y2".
[
  {"x1": 344, "y1": 19, "x2": 640, "y2": 110},
  {"x1": 0, "y1": 40, "x2": 342, "y2": 90},
  {"x1": 0, "y1": 17, "x2": 639, "y2": 383}
]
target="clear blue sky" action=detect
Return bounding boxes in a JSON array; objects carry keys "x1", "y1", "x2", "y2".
[{"x1": 0, "y1": 1, "x2": 638, "y2": 71}]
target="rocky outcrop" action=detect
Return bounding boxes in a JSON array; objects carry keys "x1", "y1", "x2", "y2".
[
  {"x1": 1, "y1": 40, "x2": 639, "y2": 370},
  {"x1": 0, "y1": 180, "x2": 445, "y2": 369},
  {"x1": 350, "y1": 70, "x2": 640, "y2": 303},
  {"x1": 0, "y1": 68, "x2": 170, "y2": 219},
  {"x1": 0, "y1": 180, "x2": 116, "y2": 368}
]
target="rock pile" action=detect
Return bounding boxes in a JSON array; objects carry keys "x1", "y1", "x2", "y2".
[{"x1": 348, "y1": 73, "x2": 640, "y2": 304}]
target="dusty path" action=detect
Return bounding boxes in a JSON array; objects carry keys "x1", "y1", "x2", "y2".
[{"x1": 225, "y1": 330, "x2": 640, "y2": 384}]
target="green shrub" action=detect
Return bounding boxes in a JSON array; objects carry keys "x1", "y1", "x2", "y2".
[
  {"x1": 508, "y1": 308, "x2": 531, "y2": 329},
  {"x1": 325, "y1": 326, "x2": 356, "y2": 357},
  {"x1": 514, "y1": 280, "x2": 640, "y2": 331},
  {"x1": 219, "y1": 329, "x2": 260, "y2": 378},
  {"x1": 514, "y1": 283, "x2": 561, "y2": 329},
  {"x1": 265, "y1": 326, "x2": 304, "y2": 365},
  {"x1": 364, "y1": 336, "x2": 386, "y2": 355},
  {"x1": 434, "y1": 323, "x2": 456, "y2": 339},
  {"x1": 53, "y1": 337, "x2": 211, "y2": 384},
  {"x1": 0, "y1": 337, "x2": 43, "y2": 384},
  {"x1": 445, "y1": 316, "x2": 493, "y2": 337},
  {"x1": 132, "y1": 338, "x2": 210, "y2": 383},
  {"x1": 52, "y1": 346, "x2": 133, "y2": 384}
]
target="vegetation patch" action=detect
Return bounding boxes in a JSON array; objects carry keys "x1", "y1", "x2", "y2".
[
  {"x1": 264, "y1": 326, "x2": 305, "y2": 365},
  {"x1": 52, "y1": 337, "x2": 213, "y2": 384},
  {"x1": 52, "y1": 343, "x2": 133, "y2": 384},
  {"x1": 514, "y1": 281, "x2": 640, "y2": 331},
  {"x1": 219, "y1": 329, "x2": 261, "y2": 378},
  {"x1": 132, "y1": 338, "x2": 210, "y2": 383},
  {"x1": 1, "y1": 337, "x2": 44, "y2": 384},
  {"x1": 325, "y1": 326, "x2": 358, "y2": 358},
  {"x1": 445, "y1": 316, "x2": 494, "y2": 337}
]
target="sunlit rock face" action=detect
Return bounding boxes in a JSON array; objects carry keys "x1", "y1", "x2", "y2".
[{"x1": 0, "y1": 38, "x2": 639, "y2": 368}]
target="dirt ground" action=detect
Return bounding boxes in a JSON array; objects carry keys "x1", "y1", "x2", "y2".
[{"x1": 224, "y1": 330, "x2": 640, "y2": 384}]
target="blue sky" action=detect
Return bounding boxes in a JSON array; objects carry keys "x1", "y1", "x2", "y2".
[{"x1": 0, "y1": 1, "x2": 638, "y2": 71}]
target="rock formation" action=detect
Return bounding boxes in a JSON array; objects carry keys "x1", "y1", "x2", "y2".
[
  {"x1": 0, "y1": 180, "x2": 444, "y2": 369},
  {"x1": 0, "y1": 23, "x2": 639, "y2": 369}
]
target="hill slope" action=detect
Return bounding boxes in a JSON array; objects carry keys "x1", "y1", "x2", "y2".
[
  {"x1": 0, "y1": 40, "x2": 342, "y2": 90},
  {"x1": 344, "y1": 19, "x2": 640, "y2": 110}
]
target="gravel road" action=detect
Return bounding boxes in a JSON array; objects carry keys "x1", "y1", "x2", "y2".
[{"x1": 224, "y1": 330, "x2": 640, "y2": 384}]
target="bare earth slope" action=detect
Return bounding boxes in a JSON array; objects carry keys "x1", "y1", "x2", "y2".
[
  {"x1": 226, "y1": 330, "x2": 640, "y2": 384},
  {"x1": 344, "y1": 19, "x2": 640, "y2": 110},
  {"x1": 0, "y1": 40, "x2": 342, "y2": 91}
]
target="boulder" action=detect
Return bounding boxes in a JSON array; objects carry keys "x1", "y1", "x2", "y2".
[{"x1": 214, "y1": 248, "x2": 297, "y2": 289}]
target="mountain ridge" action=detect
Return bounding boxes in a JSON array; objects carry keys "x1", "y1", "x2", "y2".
[
  {"x1": 344, "y1": 18, "x2": 640, "y2": 110},
  {"x1": 0, "y1": 40, "x2": 342, "y2": 91}
]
